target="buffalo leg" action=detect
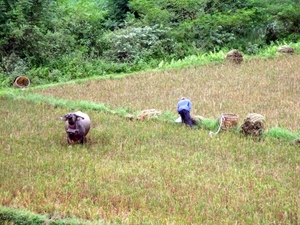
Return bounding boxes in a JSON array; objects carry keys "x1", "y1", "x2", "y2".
[{"x1": 67, "y1": 136, "x2": 72, "y2": 145}]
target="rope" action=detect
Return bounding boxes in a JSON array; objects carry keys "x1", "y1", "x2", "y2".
[{"x1": 209, "y1": 114, "x2": 224, "y2": 137}]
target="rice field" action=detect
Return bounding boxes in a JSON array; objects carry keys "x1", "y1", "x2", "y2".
[
  {"x1": 0, "y1": 54, "x2": 300, "y2": 224},
  {"x1": 32, "y1": 54, "x2": 300, "y2": 131}
]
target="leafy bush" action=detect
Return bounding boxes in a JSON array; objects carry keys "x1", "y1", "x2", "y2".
[
  {"x1": 104, "y1": 25, "x2": 175, "y2": 63},
  {"x1": 0, "y1": 53, "x2": 27, "y2": 75},
  {"x1": 1, "y1": 0, "x2": 300, "y2": 87}
]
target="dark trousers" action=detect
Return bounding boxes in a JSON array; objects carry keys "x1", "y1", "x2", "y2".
[{"x1": 179, "y1": 109, "x2": 193, "y2": 128}]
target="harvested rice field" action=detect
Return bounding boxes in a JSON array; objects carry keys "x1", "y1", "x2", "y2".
[
  {"x1": 32, "y1": 54, "x2": 300, "y2": 131},
  {"x1": 1, "y1": 54, "x2": 300, "y2": 225}
]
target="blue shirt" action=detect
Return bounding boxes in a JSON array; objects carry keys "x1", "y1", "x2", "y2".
[{"x1": 177, "y1": 98, "x2": 192, "y2": 112}]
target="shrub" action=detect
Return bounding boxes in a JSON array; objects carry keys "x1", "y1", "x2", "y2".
[{"x1": 103, "y1": 25, "x2": 174, "y2": 63}]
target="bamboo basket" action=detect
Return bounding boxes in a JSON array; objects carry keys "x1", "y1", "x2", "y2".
[
  {"x1": 13, "y1": 76, "x2": 31, "y2": 88},
  {"x1": 220, "y1": 113, "x2": 239, "y2": 130}
]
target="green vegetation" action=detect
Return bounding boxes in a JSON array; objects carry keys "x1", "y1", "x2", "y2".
[
  {"x1": 0, "y1": 206, "x2": 101, "y2": 225},
  {"x1": 1, "y1": 0, "x2": 300, "y2": 86}
]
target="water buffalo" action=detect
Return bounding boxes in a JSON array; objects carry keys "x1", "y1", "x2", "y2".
[{"x1": 61, "y1": 111, "x2": 91, "y2": 145}]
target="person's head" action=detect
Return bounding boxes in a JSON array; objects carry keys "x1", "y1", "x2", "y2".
[{"x1": 181, "y1": 97, "x2": 185, "y2": 100}]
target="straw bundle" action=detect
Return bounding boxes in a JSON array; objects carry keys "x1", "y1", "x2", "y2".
[
  {"x1": 277, "y1": 45, "x2": 294, "y2": 55},
  {"x1": 191, "y1": 115, "x2": 205, "y2": 125},
  {"x1": 137, "y1": 109, "x2": 161, "y2": 121},
  {"x1": 125, "y1": 114, "x2": 135, "y2": 120},
  {"x1": 175, "y1": 115, "x2": 205, "y2": 125},
  {"x1": 240, "y1": 113, "x2": 266, "y2": 137},
  {"x1": 225, "y1": 50, "x2": 243, "y2": 64}
]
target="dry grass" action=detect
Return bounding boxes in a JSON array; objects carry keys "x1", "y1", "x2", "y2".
[
  {"x1": 1, "y1": 55, "x2": 300, "y2": 224},
  {"x1": 32, "y1": 55, "x2": 300, "y2": 131},
  {"x1": 1, "y1": 97, "x2": 299, "y2": 224}
]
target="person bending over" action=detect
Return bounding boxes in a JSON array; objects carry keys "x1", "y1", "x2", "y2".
[{"x1": 177, "y1": 97, "x2": 193, "y2": 129}]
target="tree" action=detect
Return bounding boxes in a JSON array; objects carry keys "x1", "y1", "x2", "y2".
[
  {"x1": 0, "y1": 0, "x2": 74, "y2": 71},
  {"x1": 105, "y1": 0, "x2": 131, "y2": 29},
  {"x1": 262, "y1": 0, "x2": 300, "y2": 43}
]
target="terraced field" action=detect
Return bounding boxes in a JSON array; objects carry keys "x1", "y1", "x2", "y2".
[
  {"x1": 0, "y1": 54, "x2": 299, "y2": 224},
  {"x1": 32, "y1": 54, "x2": 300, "y2": 131}
]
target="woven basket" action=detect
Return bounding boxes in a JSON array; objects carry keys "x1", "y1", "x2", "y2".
[
  {"x1": 220, "y1": 113, "x2": 239, "y2": 130},
  {"x1": 13, "y1": 76, "x2": 30, "y2": 88}
]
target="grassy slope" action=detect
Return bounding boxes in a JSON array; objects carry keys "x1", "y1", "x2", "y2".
[{"x1": 1, "y1": 48, "x2": 300, "y2": 224}]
